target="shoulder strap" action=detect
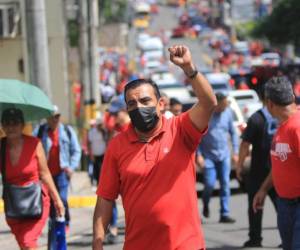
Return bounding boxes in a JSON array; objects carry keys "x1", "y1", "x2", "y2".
[
  {"x1": 37, "y1": 124, "x2": 46, "y2": 139},
  {"x1": 259, "y1": 107, "x2": 277, "y2": 135},
  {"x1": 64, "y1": 125, "x2": 72, "y2": 141},
  {"x1": 1, "y1": 138, "x2": 7, "y2": 183}
]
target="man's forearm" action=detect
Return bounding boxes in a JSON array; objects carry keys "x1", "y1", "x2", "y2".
[
  {"x1": 259, "y1": 172, "x2": 273, "y2": 193},
  {"x1": 93, "y1": 216, "x2": 105, "y2": 249},
  {"x1": 183, "y1": 63, "x2": 216, "y2": 109},
  {"x1": 237, "y1": 141, "x2": 250, "y2": 169},
  {"x1": 93, "y1": 197, "x2": 113, "y2": 249}
]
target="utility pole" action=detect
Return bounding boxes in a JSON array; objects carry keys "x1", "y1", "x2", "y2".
[
  {"x1": 79, "y1": 0, "x2": 100, "y2": 124},
  {"x1": 88, "y1": 0, "x2": 101, "y2": 109},
  {"x1": 25, "y1": 0, "x2": 52, "y2": 98},
  {"x1": 62, "y1": 0, "x2": 73, "y2": 123},
  {"x1": 79, "y1": 0, "x2": 91, "y2": 122}
]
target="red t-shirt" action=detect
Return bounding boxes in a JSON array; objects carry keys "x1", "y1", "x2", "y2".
[
  {"x1": 48, "y1": 128, "x2": 61, "y2": 176},
  {"x1": 97, "y1": 112, "x2": 206, "y2": 250},
  {"x1": 271, "y1": 110, "x2": 300, "y2": 198}
]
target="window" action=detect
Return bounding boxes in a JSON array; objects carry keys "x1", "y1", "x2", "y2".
[{"x1": 0, "y1": 3, "x2": 20, "y2": 38}]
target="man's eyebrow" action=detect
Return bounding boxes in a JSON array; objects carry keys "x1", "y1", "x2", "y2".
[{"x1": 139, "y1": 96, "x2": 152, "y2": 101}]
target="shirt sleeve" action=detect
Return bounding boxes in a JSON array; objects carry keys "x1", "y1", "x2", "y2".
[
  {"x1": 241, "y1": 113, "x2": 260, "y2": 144},
  {"x1": 228, "y1": 110, "x2": 239, "y2": 154},
  {"x1": 178, "y1": 112, "x2": 207, "y2": 151},
  {"x1": 68, "y1": 126, "x2": 82, "y2": 170},
  {"x1": 96, "y1": 139, "x2": 120, "y2": 200}
]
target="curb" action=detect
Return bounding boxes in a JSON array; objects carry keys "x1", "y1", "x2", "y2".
[
  {"x1": 0, "y1": 196, "x2": 97, "y2": 213},
  {"x1": 68, "y1": 196, "x2": 97, "y2": 208}
]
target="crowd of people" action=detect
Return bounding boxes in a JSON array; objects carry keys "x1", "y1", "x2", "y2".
[{"x1": 0, "y1": 44, "x2": 299, "y2": 250}]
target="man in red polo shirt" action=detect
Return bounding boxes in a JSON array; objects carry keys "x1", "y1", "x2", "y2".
[
  {"x1": 93, "y1": 45, "x2": 217, "y2": 250},
  {"x1": 253, "y1": 76, "x2": 300, "y2": 250}
]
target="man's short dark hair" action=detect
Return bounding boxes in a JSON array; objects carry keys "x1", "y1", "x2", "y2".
[
  {"x1": 124, "y1": 79, "x2": 161, "y2": 103},
  {"x1": 264, "y1": 76, "x2": 294, "y2": 106},
  {"x1": 170, "y1": 97, "x2": 182, "y2": 106}
]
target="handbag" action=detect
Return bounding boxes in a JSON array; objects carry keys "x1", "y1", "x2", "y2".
[{"x1": 1, "y1": 138, "x2": 43, "y2": 219}]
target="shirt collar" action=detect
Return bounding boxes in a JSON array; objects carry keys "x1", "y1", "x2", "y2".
[{"x1": 127, "y1": 116, "x2": 167, "y2": 143}]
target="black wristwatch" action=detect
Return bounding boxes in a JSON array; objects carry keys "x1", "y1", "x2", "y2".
[{"x1": 185, "y1": 68, "x2": 198, "y2": 79}]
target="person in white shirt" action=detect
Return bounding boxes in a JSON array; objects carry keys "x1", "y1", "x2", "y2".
[
  {"x1": 161, "y1": 92, "x2": 174, "y2": 119},
  {"x1": 88, "y1": 117, "x2": 108, "y2": 185}
]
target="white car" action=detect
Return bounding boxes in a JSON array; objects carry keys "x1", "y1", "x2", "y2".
[
  {"x1": 140, "y1": 37, "x2": 163, "y2": 51},
  {"x1": 229, "y1": 89, "x2": 263, "y2": 120},
  {"x1": 143, "y1": 59, "x2": 163, "y2": 77},
  {"x1": 151, "y1": 72, "x2": 177, "y2": 85},
  {"x1": 233, "y1": 41, "x2": 249, "y2": 55},
  {"x1": 261, "y1": 52, "x2": 281, "y2": 67},
  {"x1": 158, "y1": 83, "x2": 197, "y2": 107},
  {"x1": 142, "y1": 49, "x2": 164, "y2": 62},
  {"x1": 227, "y1": 95, "x2": 247, "y2": 136},
  {"x1": 205, "y1": 72, "x2": 232, "y2": 93},
  {"x1": 136, "y1": 33, "x2": 151, "y2": 49}
]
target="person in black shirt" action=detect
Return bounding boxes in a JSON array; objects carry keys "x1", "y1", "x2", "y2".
[{"x1": 236, "y1": 90, "x2": 278, "y2": 248}]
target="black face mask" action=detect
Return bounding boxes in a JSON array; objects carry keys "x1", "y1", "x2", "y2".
[{"x1": 129, "y1": 106, "x2": 159, "y2": 132}]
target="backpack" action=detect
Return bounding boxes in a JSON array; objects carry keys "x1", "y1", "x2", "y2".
[
  {"x1": 259, "y1": 107, "x2": 277, "y2": 151},
  {"x1": 37, "y1": 124, "x2": 72, "y2": 141}
]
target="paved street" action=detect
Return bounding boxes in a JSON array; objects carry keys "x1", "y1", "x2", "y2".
[
  {"x1": 0, "y1": 192, "x2": 280, "y2": 250},
  {"x1": 69, "y1": 193, "x2": 280, "y2": 250}
]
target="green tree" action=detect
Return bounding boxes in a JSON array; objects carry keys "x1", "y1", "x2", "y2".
[
  {"x1": 100, "y1": 0, "x2": 128, "y2": 23},
  {"x1": 252, "y1": 0, "x2": 300, "y2": 47}
]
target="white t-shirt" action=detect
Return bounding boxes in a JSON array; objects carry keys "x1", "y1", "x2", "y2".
[{"x1": 88, "y1": 127, "x2": 106, "y2": 156}]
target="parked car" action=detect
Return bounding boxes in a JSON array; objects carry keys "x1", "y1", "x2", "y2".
[{"x1": 228, "y1": 89, "x2": 263, "y2": 120}]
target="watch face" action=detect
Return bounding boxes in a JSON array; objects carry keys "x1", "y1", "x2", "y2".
[{"x1": 186, "y1": 69, "x2": 198, "y2": 79}]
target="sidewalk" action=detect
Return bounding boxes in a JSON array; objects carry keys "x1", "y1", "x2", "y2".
[{"x1": 0, "y1": 171, "x2": 125, "y2": 249}]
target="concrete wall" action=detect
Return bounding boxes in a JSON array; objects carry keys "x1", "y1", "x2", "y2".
[
  {"x1": 45, "y1": 0, "x2": 72, "y2": 122},
  {"x1": 0, "y1": 0, "x2": 72, "y2": 122},
  {"x1": 0, "y1": 38, "x2": 25, "y2": 80}
]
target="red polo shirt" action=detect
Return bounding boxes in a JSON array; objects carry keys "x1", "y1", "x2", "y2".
[
  {"x1": 97, "y1": 112, "x2": 206, "y2": 250},
  {"x1": 271, "y1": 110, "x2": 300, "y2": 198}
]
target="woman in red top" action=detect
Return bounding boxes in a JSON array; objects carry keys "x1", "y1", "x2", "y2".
[{"x1": 1, "y1": 108, "x2": 64, "y2": 250}]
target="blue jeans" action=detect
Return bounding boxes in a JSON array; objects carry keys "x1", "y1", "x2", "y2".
[
  {"x1": 202, "y1": 157, "x2": 231, "y2": 217},
  {"x1": 277, "y1": 197, "x2": 300, "y2": 250},
  {"x1": 48, "y1": 171, "x2": 70, "y2": 250},
  {"x1": 111, "y1": 201, "x2": 118, "y2": 227}
]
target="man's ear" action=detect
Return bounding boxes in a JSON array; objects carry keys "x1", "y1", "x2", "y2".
[{"x1": 158, "y1": 97, "x2": 165, "y2": 109}]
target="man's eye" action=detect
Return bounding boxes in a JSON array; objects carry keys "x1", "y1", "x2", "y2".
[{"x1": 141, "y1": 99, "x2": 151, "y2": 104}]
